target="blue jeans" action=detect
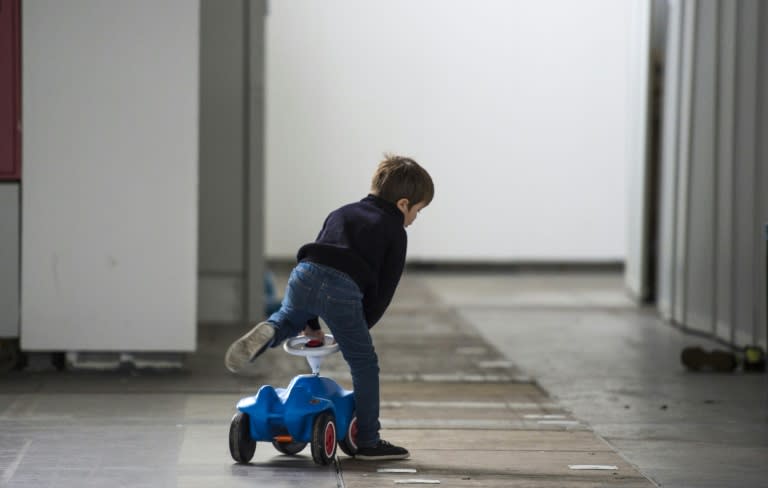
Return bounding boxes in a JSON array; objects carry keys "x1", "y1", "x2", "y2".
[{"x1": 267, "y1": 262, "x2": 381, "y2": 447}]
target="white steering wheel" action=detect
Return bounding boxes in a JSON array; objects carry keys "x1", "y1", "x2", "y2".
[
  {"x1": 283, "y1": 334, "x2": 339, "y2": 357},
  {"x1": 283, "y1": 334, "x2": 339, "y2": 374}
]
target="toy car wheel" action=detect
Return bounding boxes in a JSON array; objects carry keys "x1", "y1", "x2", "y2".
[
  {"x1": 338, "y1": 414, "x2": 358, "y2": 456},
  {"x1": 311, "y1": 411, "x2": 337, "y2": 465},
  {"x1": 272, "y1": 440, "x2": 307, "y2": 455},
  {"x1": 229, "y1": 412, "x2": 256, "y2": 463}
]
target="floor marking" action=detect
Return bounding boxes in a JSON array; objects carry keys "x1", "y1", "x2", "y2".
[
  {"x1": 508, "y1": 402, "x2": 560, "y2": 410},
  {"x1": 569, "y1": 465, "x2": 618, "y2": 470},
  {"x1": 394, "y1": 480, "x2": 441, "y2": 485},
  {"x1": 383, "y1": 419, "x2": 523, "y2": 429},
  {"x1": 378, "y1": 468, "x2": 418, "y2": 473},
  {"x1": 524, "y1": 414, "x2": 567, "y2": 419},
  {"x1": 381, "y1": 401, "x2": 562, "y2": 411},
  {"x1": 382, "y1": 400, "x2": 508, "y2": 409},
  {"x1": 383, "y1": 418, "x2": 587, "y2": 430},
  {"x1": 417, "y1": 373, "x2": 528, "y2": 383},
  {"x1": 477, "y1": 360, "x2": 515, "y2": 369},
  {"x1": 333, "y1": 455, "x2": 346, "y2": 488},
  {"x1": 537, "y1": 420, "x2": 580, "y2": 425},
  {"x1": 322, "y1": 371, "x2": 533, "y2": 383},
  {"x1": 456, "y1": 346, "x2": 488, "y2": 355},
  {"x1": 2, "y1": 439, "x2": 31, "y2": 484}
]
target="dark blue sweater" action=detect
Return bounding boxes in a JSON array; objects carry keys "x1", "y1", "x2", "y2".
[{"x1": 297, "y1": 194, "x2": 407, "y2": 328}]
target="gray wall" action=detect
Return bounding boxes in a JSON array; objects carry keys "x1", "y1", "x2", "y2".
[
  {"x1": 657, "y1": 0, "x2": 767, "y2": 348},
  {"x1": 198, "y1": 0, "x2": 264, "y2": 324},
  {"x1": 198, "y1": 0, "x2": 245, "y2": 322},
  {"x1": 0, "y1": 184, "x2": 19, "y2": 338}
]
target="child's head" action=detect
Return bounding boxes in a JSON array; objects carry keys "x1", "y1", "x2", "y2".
[
  {"x1": 371, "y1": 154, "x2": 434, "y2": 207},
  {"x1": 371, "y1": 154, "x2": 434, "y2": 227}
]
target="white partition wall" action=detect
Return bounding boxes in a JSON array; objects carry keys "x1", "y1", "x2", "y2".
[
  {"x1": 21, "y1": 1, "x2": 199, "y2": 351},
  {"x1": 657, "y1": 0, "x2": 768, "y2": 349},
  {"x1": 264, "y1": 0, "x2": 634, "y2": 262},
  {"x1": 624, "y1": 0, "x2": 653, "y2": 301}
]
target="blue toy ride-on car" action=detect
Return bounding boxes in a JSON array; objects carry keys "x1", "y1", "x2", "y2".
[{"x1": 229, "y1": 334, "x2": 359, "y2": 465}]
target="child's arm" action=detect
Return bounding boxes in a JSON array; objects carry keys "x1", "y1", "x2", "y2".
[{"x1": 363, "y1": 230, "x2": 407, "y2": 328}]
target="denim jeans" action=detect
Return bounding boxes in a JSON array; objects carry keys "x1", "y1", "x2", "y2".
[{"x1": 267, "y1": 261, "x2": 381, "y2": 447}]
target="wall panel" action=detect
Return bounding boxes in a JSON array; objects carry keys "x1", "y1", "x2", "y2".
[
  {"x1": 684, "y1": 0, "x2": 717, "y2": 334},
  {"x1": 731, "y1": 0, "x2": 759, "y2": 346},
  {"x1": 755, "y1": 1, "x2": 768, "y2": 348},
  {"x1": 657, "y1": 0, "x2": 684, "y2": 320},
  {"x1": 672, "y1": 0, "x2": 696, "y2": 325},
  {"x1": 656, "y1": 0, "x2": 767, "y2": 349},
  {"x1": 714, "y1": 0, "x2": 736, "y2": 343}
]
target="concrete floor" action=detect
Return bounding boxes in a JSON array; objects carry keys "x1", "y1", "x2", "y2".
[
  {"x1": 0, "y1": 269, "x2": 765, "y2": 487},
  {"x1": 417, "y1": 270, "x2": 768, "y2": 488}
]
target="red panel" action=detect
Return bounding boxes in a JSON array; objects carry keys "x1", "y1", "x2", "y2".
[{"x1": 0, "y1": 0, "x2": 21, "y2": 180}]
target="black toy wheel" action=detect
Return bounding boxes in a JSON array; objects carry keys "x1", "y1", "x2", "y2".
[
  {"x1": 272, "y1": 440, "x2": 307, "y2": 455},
  {"x1": 338, "y1": 414, "x2": 358, "y2": 456},
  {"x1": 311, "y1": 411, "x2": 337, "y2": 465},
  {"x1": 229, "y1": 412, "x2": 256, "y2": 463}
]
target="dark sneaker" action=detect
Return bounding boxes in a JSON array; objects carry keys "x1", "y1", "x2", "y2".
[
  {"x1": 681, "y1": 346, "x2": 737, "y2": 372},
  {"x1": 355, "y1": 440, "x2": 410, "y2": 460},
  {"x1": 225, "y1": 321, "x2": 275, "y2": 373}
]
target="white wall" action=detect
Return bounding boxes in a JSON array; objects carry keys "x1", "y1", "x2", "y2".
[
  {"x1": 21, "y1": 0, "x2": 199, "y2": 351},
  {"x1": 265, "y1": 0, "x2": 633, "y2": 261}
]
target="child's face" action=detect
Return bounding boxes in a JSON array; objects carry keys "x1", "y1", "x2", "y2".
[{"x1": 397, "y1": 199, "x2": 427, "y2": 228}]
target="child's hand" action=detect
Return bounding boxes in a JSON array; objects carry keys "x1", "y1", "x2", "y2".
[{"x1": 302, "y1": 325, "x2": 324, "y2": 341}]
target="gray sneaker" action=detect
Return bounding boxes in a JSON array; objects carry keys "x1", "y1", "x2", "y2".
[{"x1": 225, "y1": 321, "x2": 275, "y2": 373}]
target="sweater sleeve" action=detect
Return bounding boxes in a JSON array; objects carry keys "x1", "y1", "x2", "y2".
[{"x1": 363, "y1": 229, "x2": 407, "y2": 328}]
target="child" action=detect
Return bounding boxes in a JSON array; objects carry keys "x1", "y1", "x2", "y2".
[{"x1": 225, "y1": 154, "x2": 434, "y2": 460}]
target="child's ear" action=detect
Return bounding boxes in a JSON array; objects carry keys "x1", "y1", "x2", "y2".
[{"x1": 396, "y1": 198, "x2": 410, "y2": 213}]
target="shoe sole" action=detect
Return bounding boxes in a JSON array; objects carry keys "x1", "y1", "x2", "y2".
[
  {"x1": 224, "y1": 322, "x2": 275, "y2": 373},
  {"x1": 354, "y1": 453, "x2": 410, "y2": 461}
]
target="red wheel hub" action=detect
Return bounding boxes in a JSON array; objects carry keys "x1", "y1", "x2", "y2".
[
  {"x1": 349, "y1": 418, "x2": 358, "y2": 449},
  {"x1": 324, "y1": 421, "x2": 336, "y2": 457}
]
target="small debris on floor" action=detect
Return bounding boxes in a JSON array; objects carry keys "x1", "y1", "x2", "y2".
[{"x1": 660, "y1": 404, "x2": 668, "y2": 410}]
